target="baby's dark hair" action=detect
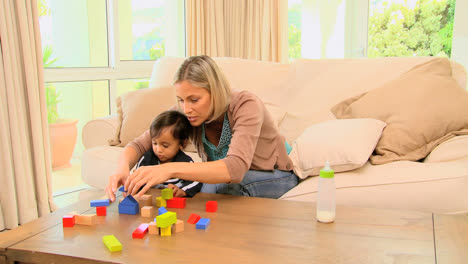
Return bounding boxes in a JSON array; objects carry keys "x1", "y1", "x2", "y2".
[{"x1": 150, "y1": 110, "x2": 192, "y2": 143}]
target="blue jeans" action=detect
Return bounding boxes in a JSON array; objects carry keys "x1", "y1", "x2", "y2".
[{"x1": 200, "y1": 170, "x2": 299, "y2": 199}]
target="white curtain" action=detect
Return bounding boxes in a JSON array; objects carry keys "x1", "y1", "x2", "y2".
[
  {"x1": 186, "y1": 0, "x2": 288, "y2": 63},
  {"x1": 0, "y1": 0, "x2": 56, "y2": 231}
]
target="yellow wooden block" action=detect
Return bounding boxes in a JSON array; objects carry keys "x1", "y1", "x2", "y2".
[
  {"x1": 103, "y1": 235, "x2": 122, "y2": 252},
  {"x1": 160, "y1": 226, "x2": 171, "y2": 236},
  {"x1": 155, "y1": 197, "x2": 166, "y2": 208},
  {"x1": 141, "y1": 206, "x2": 154, "y2": 218},
  {"x1": 148, "y1": 222, "x2": 159, "y2": 235},
  {"x1": 173, "y1": 219, "x2": 184, "y2": 233}
]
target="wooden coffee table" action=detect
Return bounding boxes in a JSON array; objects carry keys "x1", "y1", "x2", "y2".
[{"x1": 0, "y1": 188, "x2": 466, "y2": 264}]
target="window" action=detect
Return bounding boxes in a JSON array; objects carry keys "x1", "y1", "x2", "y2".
[
  {"x1": 287, "y1": 0, "x2": 456, "y2": 60},
  {"x1": 368, "y1": 0, "x2": 456, "y2": 58},
  {"x1": 39, "y1": 0, "x2": 185, "y2": 192},
  {"x1": 288, "y1": 0, "x2": 302, "y2": 60}
]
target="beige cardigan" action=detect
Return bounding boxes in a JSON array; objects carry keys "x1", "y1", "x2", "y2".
[{"x1": 127, "y1": 90, "x2": 293, "y2": 183}]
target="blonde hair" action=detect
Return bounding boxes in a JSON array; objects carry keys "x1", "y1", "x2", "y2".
[{"x1": 173, "y1": 55, "x2": 231, "y2": 123}]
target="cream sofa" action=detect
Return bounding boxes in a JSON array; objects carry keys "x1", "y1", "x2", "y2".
[{"x1": 82, "y1": 56, "x2": 468, "y2": 214}]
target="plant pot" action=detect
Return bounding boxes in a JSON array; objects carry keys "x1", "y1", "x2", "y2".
[{"x1": 49, "y1": 119, "x2": 78, "y2": 170}]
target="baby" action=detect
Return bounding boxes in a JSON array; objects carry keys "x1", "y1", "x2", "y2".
[{"x1": 135, "y1": 110, "x2": 202, "y2": 197}]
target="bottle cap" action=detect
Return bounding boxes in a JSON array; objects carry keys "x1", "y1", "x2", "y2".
[{"x1": 319, "y1": 161, "x2": 334, "y2": 178}]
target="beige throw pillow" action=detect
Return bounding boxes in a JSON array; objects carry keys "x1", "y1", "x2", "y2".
[
  {"x1": 289, "y1": 118, "x2": 386, "y2": 179},
  {"x1": 109, "y1": 86, "x2": 176, "y2": 147},
  {"x1": 332, "y1": 58, "x2": 468, "y2": 164}
]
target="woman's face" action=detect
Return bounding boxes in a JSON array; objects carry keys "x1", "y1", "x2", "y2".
[{"x1": 175, "y1": 80, "x2": 211, "y2": 127}]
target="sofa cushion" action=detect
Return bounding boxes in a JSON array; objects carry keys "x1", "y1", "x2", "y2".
[
  {"x1": 424, "y1": 135, "x2": 468, "y2": 163},
  {"x1": 280, "y1": 157, "x2": 468, "y2": 214},
  {"x1": 288, "y1": 118, "x2": 386, "y2": 179},
  {"x1": 109, "y1": 86, "x2": 176, "y2": 147},
  {"x1": 332, "y1": 58, "x2": 468, "y2": 164}
]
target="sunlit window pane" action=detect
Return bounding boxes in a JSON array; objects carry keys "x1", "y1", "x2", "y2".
[
  {"x1": 39, "y1": 0, "x2": 108, "y2": 68},
  {"x1": 368, "y1": 0, "x2": 456, "y2": 58},
  {"x1": 288, "y1": 0, "x2": 302, "y2": 60},
  {"x1": 46, "y1": 80, "x2": 109, "y2": 157},
  {"x1": 116, "y1": 78, "x2": 150, "y2": 97},
  {"x1": 118, "y1": 0, "x2": 185, "y2": 61}
]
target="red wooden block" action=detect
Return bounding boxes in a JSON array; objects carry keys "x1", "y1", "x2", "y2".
[
  {"x1": 187, "y1": 213, "x2": 201, "y2": 224},
  {"x1": 132, "y1": 223, "x2": 149, "y2": 239},
  {"x1": 96, "y1": 206, "x2": 107, "y2": 216},
  {"x1": 206, "y1": 201, "x2": 218, "y2": 212},
  {"x1": 62, "y1": 214, "x2": 75, "y2": 227},
  {"x1": 166, "y1": 197, "x2": 186, "y2": 209}
]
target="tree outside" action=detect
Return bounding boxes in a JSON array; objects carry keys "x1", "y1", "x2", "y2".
[
  {"x1": 368, "y1": 0, "x2": 456, "y2": 58},
  {"x1": 288, "y1": 0, "x2": 302, "y2": 60}
]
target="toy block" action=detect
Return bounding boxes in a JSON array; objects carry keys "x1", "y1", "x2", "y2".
[
  {"x1": 161, "y1": 188, "x2": 173, "y2": 200},
  {"x1": 137, "y1": 194, "x2": 153, "y2": 208},
  {"x1": 141, "y1": 206, "x2": 154, "y2": 218},
  {"x1": 90, "y1": 199, "x2": 110, "y2": 207},
  {"x1": 155, "y1": 197, "x2": 166, "y2": 208},
  {"x1": 158, "y1": 206, "x2": 168, "y2": 215},
  {"x1": 196, "y1": 218, "x2": 210, "y2": 230},
  {"x1": 118, "y1": 186, "x2": 126, "y2": 192},
  {"x1": 96, "y1": 206, "x2": 107, "y2": 216},
  {"x1": 206, "y1": 201, "x2": 218, "y2": 212},
  {"x1": 148, "y1": 221, "x2": 159, "y2": 235},
  {"x1": 156, "y1": 211, "x2": 177, "y2": 228},
  {"x1": 132, "y1": 223, "x2": 149, "y2": 239},
  {"x1": 62, "y1": 214, "x2": 75, "y2": 227},
  {"x1": 187, "y1": 213, "x2": 201, "y2": 224},
  {"x1": 166, "y1": 197, "x2": 186, "y2": 209},
  {"x1": 173, "y1": 219, "x2": 184, "y2": 233},
  {"x1": 119, "y1": 195, "x2": 139, "y2": 215},
  {"x1": 160, "y1": 226, "x2": 171, "y2": 237},
  {"x1": 103, "y1": 235, "x2": 122, "y2": 252},
  {"x1": 75, "y1": 214, "x2": 97, "y2": 226}
]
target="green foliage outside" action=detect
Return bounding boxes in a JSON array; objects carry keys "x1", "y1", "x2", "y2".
[
  {"x1": 288, "y1": 3, "x2": 302, "y2": 60},
  {"x1": 42, "y1": 45, "x2": 61, "y2": 123},
  {"x1": 289, "y1": 24, "x2": 301, "y2": 60},
  {"x1": 368, "y1": 0, "x2": 456, "y2": 58}
]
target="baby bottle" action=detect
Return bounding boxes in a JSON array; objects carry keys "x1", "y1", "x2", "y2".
[{"x1": 316, "y1": 161, "x2": 336, "y2": 223}]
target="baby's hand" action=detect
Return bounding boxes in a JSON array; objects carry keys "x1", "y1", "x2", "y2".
[{"x1": 167, "y1": 184, "x2": 187, "y2": 197}]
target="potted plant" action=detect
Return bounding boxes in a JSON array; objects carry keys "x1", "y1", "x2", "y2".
[{"x1": 44, "y1": 46, "x2": 78, "y2": 170}]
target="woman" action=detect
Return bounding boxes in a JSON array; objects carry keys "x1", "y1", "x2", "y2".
[{"x1": 105, "y1": 55, "x2": 298, "y2": 202}]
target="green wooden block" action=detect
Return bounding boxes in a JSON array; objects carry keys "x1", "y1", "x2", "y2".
[
  {"x1": 103, "y1": 235, "x2": 122, "y2": 252},
  {"x1": 161, "y1": 188, "x2": 173, "y2": 200},
  {"x1": 156, "y1": 211, "x2": 177, "y2": 228}
]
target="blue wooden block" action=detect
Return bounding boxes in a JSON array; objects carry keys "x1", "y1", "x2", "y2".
[
  {"x1": 119, "y1": 185, "x2": 144, "y2": 193},
  {"x1": 158, "y1": 207, "x2": 168, "y2": 215},
  {"x1": 118, "y1": 195, "x2": 139, "y2": 215},
  {"x1": 196, "y1": 218, "x2": 210, "y2": 230},
  {"x1": 90, "y1": 199, "x2": 110, "y2": 207}
]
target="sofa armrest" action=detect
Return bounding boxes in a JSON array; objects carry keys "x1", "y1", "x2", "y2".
[{"x1": 82, "y1": 114, "x2": 120, "y2": 149}]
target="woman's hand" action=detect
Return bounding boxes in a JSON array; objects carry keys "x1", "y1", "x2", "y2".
[
  {"x1": 167, "y1": 184, "x2": 187, "y2": 197},
  {"x1": 105, "y1": 172, "x2": 128, "y2": 202},
  {"x1": 125, "y1": 165, "x2": 171, "y2": 198}
]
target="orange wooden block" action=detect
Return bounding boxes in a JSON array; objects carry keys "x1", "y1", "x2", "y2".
[
  {"x1": 173, "y1": 219, "x2": 184, "y2": 233},
  {"x1": 141, "y1": 206, "x2": 154, "y2": 218},
  {"x1": 75, "y1": 214, "x2": 97, "y2": 225},
  {"x1": 137, "y1": 194, "x2": 153, "y2": 208},
  {"x1": 148, "y1": 221, "x2": 159, "y2": 235}
]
